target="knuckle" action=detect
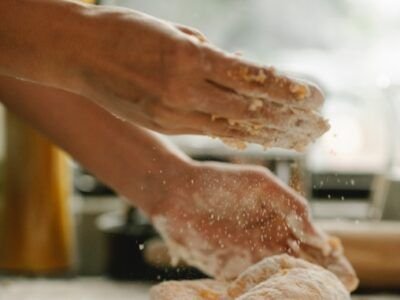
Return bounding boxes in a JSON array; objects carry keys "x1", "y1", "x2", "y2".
[
  {"x1": 161, "y1": 40, "x2": 201, "y2": 99},
  {"x1": 166, "y1": 37, "x2": 201, "y2": 70}
]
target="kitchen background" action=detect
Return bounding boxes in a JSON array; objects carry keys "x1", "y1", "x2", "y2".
[{"x1": 1, "y1": 0, "x2": 400, "y2": 299}]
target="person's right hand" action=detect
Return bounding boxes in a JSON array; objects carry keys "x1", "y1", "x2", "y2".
[
  {"x1": 76, "y1": 6, "x2": 328, "y2": 149},
  {"x1": 146, "y1": 161, "x2": 359, "y2": 291}
]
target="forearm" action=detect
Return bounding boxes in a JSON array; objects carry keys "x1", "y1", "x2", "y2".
[
  {"x1": 0, "y1": 75, "x2": 189, "y2": 213},
  {"x1": 0, "y1": 0, "x2": 172, "y2": 98},
  {"x1": 0, "y1": 0, "x2": 93, "y2": 90}
]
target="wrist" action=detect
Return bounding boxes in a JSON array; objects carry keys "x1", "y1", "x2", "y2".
[
  {"x1": 68, "y1": 5, "x2": 180, "y2": 104},
  {"x1": 127, "y1": 153, "x2": 191, "y2": 215}
]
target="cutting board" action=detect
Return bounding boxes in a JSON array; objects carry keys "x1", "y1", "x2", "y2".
[{"x1": 319, "y1": 220, "x2": 400, "y2": 288}]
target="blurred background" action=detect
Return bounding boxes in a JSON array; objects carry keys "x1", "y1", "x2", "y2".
[{"x1": 1, "y1": 0, "x2": 400, "y2": 298}]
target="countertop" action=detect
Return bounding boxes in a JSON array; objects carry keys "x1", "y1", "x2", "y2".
[
  {"x1": 0, "y1": 278, "x2": 399, "y2": 300},
  {"x1": 0, "y1": 278, "x2": 150, "y2": 300}
]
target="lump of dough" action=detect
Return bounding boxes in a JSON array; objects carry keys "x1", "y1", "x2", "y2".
[{"x1": 150, "y1": 254, "x2": 352, "y2": 300}]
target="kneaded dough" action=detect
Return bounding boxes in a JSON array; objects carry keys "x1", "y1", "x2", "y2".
[{"x1": 150, "y1": 254, "x2": 351, "y2": 300}]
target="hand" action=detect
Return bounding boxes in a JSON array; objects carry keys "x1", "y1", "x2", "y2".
[
  {"x1": 0, "y1": 75, "x2": 353, "y2": 289},
  {"x1": 0, "y1": 2, "x2": 327, "y2": 149},
  {"x1": 148, "y1": 161, "x2": 358, "y2": 291},
  {"x1": 77, "y1": 7, "x2": 328, "y2": 149}
]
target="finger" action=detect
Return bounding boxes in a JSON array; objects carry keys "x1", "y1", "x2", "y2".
[
  {"x1": 138, "y1": 97, "x2": 284, "y2": 141},
  {"x1": 146, "y1": 101, "x2": 327, "y2": 149},
  {"x1": 201, "y1": 46, "x2": 324, "y2": 110},
  {"x1": 236, "y1": 117, "x2": 327, "y2": 150},
  {"x1": 298, "y1": 243, "x2": 359, "y2": 292},
  {"x1": 136, "y1": 102, "x2": 293, "y2": 144},
  {"x1": 213, "y1": 107, "x2": 328, "y2": 142},
  {"x1": 173, "y1": 81, "x2": 327, "y2": 135},
  {"x1": 149, "y1": 103, "x2": 250, "y2": 138},
  {"x1": 166, "y1": 80, "x2": 254, "y2": 120},
  {"x1": 258, "y1": 174, "x2": 323, "y2": 242},
  {"x1": 175, "y1": 24, "x2": 209, "y2": 43},
  {"x1": 323, "y1": 253, "x2": 359, "y2": 292},
  {"x1": 145, "y1": 102, "x2": 298, "y2": 142}
]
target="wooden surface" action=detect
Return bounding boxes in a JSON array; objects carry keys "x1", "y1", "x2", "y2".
[{"x1": 319, "y1": 220, "x2": 400, "y2": 288}]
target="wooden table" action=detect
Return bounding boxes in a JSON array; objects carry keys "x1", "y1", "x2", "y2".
[{"x1": 319, "y1": 220, "x2": 400, "y2": 288}]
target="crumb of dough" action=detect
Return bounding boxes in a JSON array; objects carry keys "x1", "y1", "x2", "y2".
[
  {"x1": 227, "y1": 66, "x2": 276, "y2": 85},
  {"x1": 228, "y1": 119, "x2": 236, "y2": 126},
  {"x1": 211, "y1": 114, "x2": 219, "y2": 121},
  {"x1": 228, "y1": 120, "x2": 263, "y2": 136},
  {"x1": 198, "y1": 290, "x2": 223, "y2": 300},
  {"x1": 328, "y1": 236, "x2": 344, "y2": 255},
  {"x1": 241, "y1": 68, "x2": 267, "y2": 84},
  {"x1": 221, "y1": 138, "x2": 247, "y2": 150},
  {"x1": 289, "y1": 82, "x2": 310, "y2": 100},
  {"x1": 248, "y1": 99, "x2": 264, "y2": 111}
]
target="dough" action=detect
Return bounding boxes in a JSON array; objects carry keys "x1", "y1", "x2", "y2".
[{"x1": 150, "y1": 254, "x2": 351, "y2": 300}]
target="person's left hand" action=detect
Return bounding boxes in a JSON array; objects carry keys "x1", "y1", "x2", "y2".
[
  {"x1": 147, "y1": 161, "x2": 358, "y2": 291},
  {"x1": 72, "y1": 6, "x2": 328, "y2": 150}
]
